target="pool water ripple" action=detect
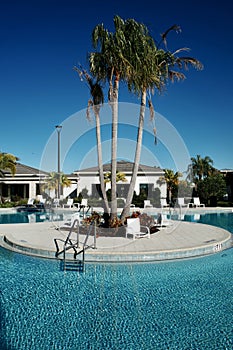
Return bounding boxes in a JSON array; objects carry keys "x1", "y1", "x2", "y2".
[
  {"x1": 0, "y1": 242, "x2": 233, "y2": 349},
  {"x1": 0, "y1": 212, "x2": 233, "y2": 349}
]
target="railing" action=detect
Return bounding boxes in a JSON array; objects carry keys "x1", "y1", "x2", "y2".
[{"x1": 54, "y1": 219, "x2": 97, "y2": 272}]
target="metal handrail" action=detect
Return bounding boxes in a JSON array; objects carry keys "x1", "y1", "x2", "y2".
[{"x1": 54, "y1": 219, "x2": 80, "y2": 258}]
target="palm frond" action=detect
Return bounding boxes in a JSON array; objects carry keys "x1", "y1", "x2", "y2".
[{"x1": 160, "y1": 24, "x2": 181, "y2": 48}]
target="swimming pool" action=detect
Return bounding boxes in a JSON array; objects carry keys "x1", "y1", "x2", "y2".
[
  {"x1": 0, "y1": 212, "x2": 232, "y2": 349},
  {"x1": 0, "y1": 211, "x2": 70, "y2": 224}
]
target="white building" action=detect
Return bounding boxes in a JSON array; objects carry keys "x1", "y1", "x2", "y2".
[
  {"x1": 73, "y1": 161, "x2": 166, "y2": 201},
  {"x1": 0, "y1": 161, "x2": 166, "y2": 205}
]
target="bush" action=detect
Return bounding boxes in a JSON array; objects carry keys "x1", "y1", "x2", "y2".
[
  {"x1": 216, "y1": 201, "x2": 233, "y2": 207},
  {"x1": 0, "y1": 202, "x2": 15, "y2": 208}
]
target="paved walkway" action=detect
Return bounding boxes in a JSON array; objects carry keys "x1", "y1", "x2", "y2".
[{"x1": 0, "y1": 211, "x2": 232, "y2": 262}]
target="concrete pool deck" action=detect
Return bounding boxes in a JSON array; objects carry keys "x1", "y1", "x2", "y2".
[{"x1": 0, "y1": 207, "x2": 232, "y2": 262}]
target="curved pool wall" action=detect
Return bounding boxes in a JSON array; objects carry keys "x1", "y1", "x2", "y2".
[
  {"x1": 2, "y1": 232, "x2": 232, "y2": 262},
  {"x1": 0, "y1": 211, "x2": 233, "y2": 262}
]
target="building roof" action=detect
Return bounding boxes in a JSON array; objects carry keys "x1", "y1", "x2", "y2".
[
  {"x1": 0, "y1": 163, "x2": 48, "y2": 176},
  {"x1": 76, "y1": 160, "x2": 163, "y2": 174}
]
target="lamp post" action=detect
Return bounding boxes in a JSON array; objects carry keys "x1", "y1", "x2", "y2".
[{"x1": 55, "y1": 125, "x2": 62, "y2": 198}]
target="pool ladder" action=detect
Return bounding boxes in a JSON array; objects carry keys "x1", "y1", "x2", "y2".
[{"x1": 54, "y1": 220, "x2": 96, "y2": 272}]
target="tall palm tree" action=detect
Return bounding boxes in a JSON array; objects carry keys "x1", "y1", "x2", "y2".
[
  {"x1": 90, "y1": 16, "x2": 133, "y2": 220},
  {"x1": 0, "y1": 152, "x2": 19, "y2": 176},
  {"x1": 89, "y1": 16, "x2": 203, "y2": 222},
  {"x1": 120, "y1": 24, "x2": 203, "y2": 220},
  {"x1": 73, "y1": 66, "x2": 109, "y2": 214}
]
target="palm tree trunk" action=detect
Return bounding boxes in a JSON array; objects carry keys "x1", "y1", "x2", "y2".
[
  {"x1": 95, "y1": 109, "x2": 110, "y2": 214},
  {"x1": 120, "y1": 90, "x2": 146, "y2": 221},
  {"x1": 110, "y1": 78, "x2": 119, "y2": 220}
]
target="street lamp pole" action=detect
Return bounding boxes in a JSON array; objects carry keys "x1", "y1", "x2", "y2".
[{"x1": 55, "y1": 125, "x2": 62, "y2": 199}]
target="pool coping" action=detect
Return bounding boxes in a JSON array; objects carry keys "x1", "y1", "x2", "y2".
[{"x1": 0, "y1": 217, "x2": 232, "y2": 263}]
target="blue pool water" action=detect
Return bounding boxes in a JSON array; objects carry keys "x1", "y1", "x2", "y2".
[
  {"x1": 0, "y1": 211, "x2": 67, "y2": 224},
  {"x1": 0, "y1": 212, "x2": 233, "y2": 349}
]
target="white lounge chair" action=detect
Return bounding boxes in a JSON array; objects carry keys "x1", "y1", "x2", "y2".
[
  {"x1": 193, "y1": 197, "x2": 205, "y2": 207},
  {"x1": 126, "y1": 217, "x2": 150, "y2": 240},
  {"x1": 177, "y1": 198, "x2": 187, "y2": 208},
  {"x1": 27, "y1": 198, "x2": 35, "y2": 205},
  {"x1": 160, "y1": 198, "x2": 169, "y2": 208},
  {"x1": 36, "y1": 195, "x2": 47, "y2": 208},
  {"x1": 155, "y1": 213, "x2": 172, "y2": 228},
  {"x1": 63, "y1": 198, "x2": 74, "y2": 208},
  {"x1": 144, "y1": 200, "x2": 153, "y2": 208},
  {"x1": 53, "y1": 198, "x2": 60, "y2": 208},
  {"x1": 81, "y1": 198, "x2": 88, "y2": 207},
  {"x1": 57, "y1": 213, "x2": 81, "y2": 230}
]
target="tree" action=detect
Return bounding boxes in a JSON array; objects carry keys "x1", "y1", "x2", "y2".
[
  {"x1": 89, "y1": 16, "x2": 203, "y2": 223},
  {"x1": 120, "y1": 23, "x2": 203, "y2": 220},
  {"x1": 0, "y1": 152, "x2": 19, "y2": 177},
  {"x1": 90, "y1": 16, "x2": 137, "y2": 220},
  {"x1": 104, "y1": 171, "x2": 127, "y2": 185},
  {"x1": 43, "y1": 172, "x2": 71, "y2": 197},
  {"x1": 161, "y1": 169, "x2": 183, "y2": 204},
  {"x1": 73, "y1": 66, "x2": 109, "y2": 214},
  {"x1": 197, "y1": 173, "x2": 226, "y2": 205},
  {"x1": 188, "y1": 155, "x2": 215, "y2": 182}
]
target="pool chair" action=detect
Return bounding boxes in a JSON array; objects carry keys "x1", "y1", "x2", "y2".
[
  {"x1": 57, "y1": 213, "x2": 81, "y2": 230},
  {"x1": 36, "y1": 195, "x2": 47, "y2": 209},
  {"x1": 193, "y1": 197, "x2": 205, "y2": 207},
  {"x1": 177, "y1": 198, "x2": 187, "y2": 208},
  {"x1": 63, "y1": 198, "x2": 74, "y2": 208},
  {"x1": 53, "y1": 198, "x2": 60, "y2": 208},
  {"x1": 78, "y1": 198, "x2": 91, "y2": 218},
  {"x1": 160, "y1": 198, "x2": 169, "y2": 208},
  {"x1": 126, "y1": 217, "x2": 150, "y2": 240},
  {"x1": 144, "y1": 200, "x2": 153, "y2": 208},
  {"x1": 27, "y1": 198, "x2": 35, "y2": 205},
  {"x1": 155, "y1": 213, "x2": 172, "y2": 229}
]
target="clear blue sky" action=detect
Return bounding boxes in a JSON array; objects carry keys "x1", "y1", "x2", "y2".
[{"x1": 1, "y1": 0, "x2": 232, "y2": 174}]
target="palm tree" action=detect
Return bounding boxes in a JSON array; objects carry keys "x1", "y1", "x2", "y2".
[
  {"x1": 73, "y1": 66, "x2": 109, "y2": 215},
  {"x1": 189, "y1": 155, "x2": 215, "y2": 182},
  {"x1": 104, "y1": 171, "x2": 127, "y2": 185},
  {"x1": 43, "y1": 172, "x2": 71, "y2": 197},
  {"x1": 90, "y1": 16, "x2": 133, "y2": 220},
  {"x1": 120, "y1": 23, "x2": 203, "y2": 220},
  {"x1": 89, "y1": 16, "x2": 203, "y2": 222},
  {"x1": 0, "y1": 152, "x2": 19, "y2": 176},
  {"x1": 162, "y1": 169, "x2": 183, "y2": 204}
]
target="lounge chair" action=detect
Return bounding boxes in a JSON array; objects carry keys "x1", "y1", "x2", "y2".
[
  {"x1": 160, "y1": 198, "x2": 169, "y2": 208},
  {"x1": 78, "y1": 198, "x2": 91, "y2": 217},
  {"x1": 177, "y1": 198, "x2": 187, "y2": 208},
  {"x1": 57, "y1": 213, "x2": 81, "y2": 230},
  {"x1": 126, "y1": 217, "x2": 150, "y2": 240},
  {"x1": 144, "y1": 200, "x2": 153, "y2": 208},
  {"x1": 81, "y1": 198, "x2": 88, "y2": 207},
  {"x1": 63, "y1": 198, "x2": 74, "y2": 208},
  {"x1": 155, "y1": 213, "x2": 172, "y2": 228},
  {"x1": 36, "y1": 195, "x2": 46, "y2": 209},
  {"x1": 53, "y1": 198, "x2": 60, "y2": 208},
  {"x1": 27, "y1": 198, "x2": 35, "y2": 205},
  {"x1": 193, "y1": 197, "x2": 205, "y2": 207}
]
